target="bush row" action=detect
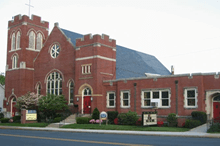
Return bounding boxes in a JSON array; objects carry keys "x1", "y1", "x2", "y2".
[
  {"x1": 76, "y1": 117, "x2": 92, "y2": 124},
  {"x1": 207, "y1": 123, "x2": 220, "y2": 133}
]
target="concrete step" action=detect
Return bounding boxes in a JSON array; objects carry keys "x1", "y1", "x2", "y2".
[
  {"x1": 46, "y1": 123, "x2": 62, "y2": 128},
  {"x1": 60, "y1": 114, "x2": 76, "y2": 124}
]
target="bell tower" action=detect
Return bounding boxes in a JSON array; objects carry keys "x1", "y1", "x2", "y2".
[{"x1": 4, "y1": 14, "x2": 49, "y2": 115}]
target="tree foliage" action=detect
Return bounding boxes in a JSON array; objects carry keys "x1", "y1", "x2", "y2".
[
  {"x1": 0, "y1": 75, "x2": 5, "y2": 85},
  {"x1": 15, "y1": 92, "x2": 42, "y2": 110},
  {"x1": 92, "y1": 108, "x2": 100, "y2": 120},
  {"x1": 38, "y1": 94, "x2": 69, "y2": 120}
]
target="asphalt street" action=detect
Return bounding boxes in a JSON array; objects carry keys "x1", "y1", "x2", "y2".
[{"x1": 0, "y1": 129, "x2": 220, "y2": 146}]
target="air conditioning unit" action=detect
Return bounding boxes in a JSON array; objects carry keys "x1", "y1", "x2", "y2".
[{"x1": 151, "y1": 102, "x2": 158, "y2": 107}]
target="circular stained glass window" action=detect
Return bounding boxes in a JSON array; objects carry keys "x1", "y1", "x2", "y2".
[{"x1": 50, "y1": 44, "x2": 60, "y2": 58}]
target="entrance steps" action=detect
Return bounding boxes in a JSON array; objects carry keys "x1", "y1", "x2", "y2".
[{"x1": 46, "y1": 114, "x2": 77, "y2": 128}]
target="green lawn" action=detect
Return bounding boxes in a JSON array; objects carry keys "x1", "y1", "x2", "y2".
[
  {"x1": 0, "y1": 123, "x2": 49, "y2": 127},
  {"x1": 62, "y1": 124, "x2": 190, "y2": 132}
]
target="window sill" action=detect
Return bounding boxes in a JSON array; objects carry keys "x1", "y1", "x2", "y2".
[
  {"x1": 82, "y1": 73, "x2": 91, "y2": 75},
  {"x1": 9, "y1": 48, "x2": 21, "y2": 52},
  {"x1": 68, "y1": 103, "x2": 74, "y2": 105},
  {"x1": 107, "y1": 106, "x2": 116, "y2": 109},
  {"x1": 184, "y1": 106, "x2": 198, "y2": 109},
  {"x1": 141, "y1": 106, "x2": 170, "y2": 109},
  {"x1": 26, "y1": 48, "x2": 40, "y2": 52},
  {"x1": 120, "y1": 106, "x2": 130, "y2": 109}
]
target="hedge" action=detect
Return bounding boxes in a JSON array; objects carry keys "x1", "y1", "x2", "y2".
[
  {"x1": 191, "y1": 111, "x2": 207, "y2": 124},
  {"x1": 185, "y1": 119, "x2": 201, "y2": 128},
  {"x1": 107, "y1": 111, "x2": 118, "y2": 124},
  {"x1": 118, "y1": 111, "x2": 139, "y2": 125},
  {"x1": 76, "y1": 117, "x2": 91, "y2": 124},
  {"x1": 0, "y1": 118, "x2": 10, "y2": 123}
]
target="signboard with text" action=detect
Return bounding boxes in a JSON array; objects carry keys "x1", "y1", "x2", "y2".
[
  {"x1": 142, "y1": 112, "x2": 157, "y2": 126},
  {"x1": 26, "y1": 110, "x2": 37, "y2": 121},
  {"x1": 99, "y1": 111, "x2": 108, "y2": 125}
]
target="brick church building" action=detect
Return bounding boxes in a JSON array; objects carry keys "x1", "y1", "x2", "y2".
[{"x1": 3, "y1": 14, "x2": 220, "y2": 125}]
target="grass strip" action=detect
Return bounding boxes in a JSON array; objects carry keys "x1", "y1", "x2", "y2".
[
  {"x1": 61, "y1": 124, "x2": 190, "y2": 132},
  {"x1": 0, "y1": 123, "x2": 49, "y2": 127}
]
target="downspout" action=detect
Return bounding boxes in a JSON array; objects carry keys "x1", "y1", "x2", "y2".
[
  {"x1": 175, "y1": 80, "x2": 178, "y2": 115},
  {"x1": 134, "y1": 83, "x2": 137, "y2": 112}
]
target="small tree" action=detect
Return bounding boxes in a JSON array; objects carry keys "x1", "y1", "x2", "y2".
[
  {"x1": 167, "y1": 113, "x2": 177, "y2": 127},
  {"x1": 0, "y1": 74, "x2": 5, "y2": 85},
  {"x1": 92, "y1": 108, "x2": 100, "y2": 120},
  {"x1": 15, "y1": 92, "x2": 41, "y2": 111},
  {"x1": 38, "y1": 94, "x2": 69, "y2": 121}
]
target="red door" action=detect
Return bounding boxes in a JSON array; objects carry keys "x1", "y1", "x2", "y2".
[
  {"x1": 12, "y1": 102, "x2": 16, "y2": 117},
  {"x1": 213, "y1": 102, "x2": 220, "y2": 122},
  {"x1": 84, "y1": 96, "x2": 91, "y2": 114}
]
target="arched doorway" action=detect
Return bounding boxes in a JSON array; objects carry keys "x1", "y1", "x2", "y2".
[
  {"x1": 213, "y1": 94, "x2": 220, "y2": 122},
  {"x1": 83, "y1": 88, "x2": 92, "y2": 114},
  {"x1": 11, "y1": 97, "x2": 16, "y2": 117}
]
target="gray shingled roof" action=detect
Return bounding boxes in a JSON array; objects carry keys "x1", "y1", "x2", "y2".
[{"x1": 60, "y1": 28, "x2": 171, "y2": 79}]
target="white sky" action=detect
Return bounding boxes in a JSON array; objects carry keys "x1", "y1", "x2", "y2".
[{"x1": 0, "y1": 0, "x2": 220, "y2": 75}]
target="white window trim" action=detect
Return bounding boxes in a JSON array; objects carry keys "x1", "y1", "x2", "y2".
[
  {"x1": 12, "y1": 55, "x2": 17, "y2": 69},
  {"x1": 184, "y1": 88, "x2": 198, "y2": 108},
  {"x1": 29, "y1": 31, "x2": 36, "y2": 50},
  {"x1": 16, "y1": 31, "x2": 21, "y2": 50},
  {"x1": 106, "y1": 92, "x2": 116, "y2": 108},
  {"x1": 11, "y1": 33, "x2": 16, "y2": 51},
  {"x1": 47, "y1": 72, "x2": 63, "y2": 95},
  {"x1": 69, "y1": 82, "x2": 74, "y2": 105},
  {"x1": 82, "y1": 64, "x2": 92, "y2": 74},
  {"x1": 120, "y1": 90, "x2": 130, "y2": 108},
  {"x1": 141, "y1": 89, "x2": 171, "y2": 109}
]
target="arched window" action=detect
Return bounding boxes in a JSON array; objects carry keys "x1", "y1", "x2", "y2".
[
  {"x1": 36, "y1": 33, "x2": 43, "y2": 50},
  {"x1": 11, "y1": 33, "x2": 16, "y2": 50},
  {"x1": 12, "y1": 55, "x2": 18, "y2": 69},
  {"x1": 84, "y1": 88, "x2": 91, "y2": 95},
  {"x1": 69, "y1": 81, "x2": 74, "y2": 104},
  {"x1": 37, "y1": 84, "x2": 41, "y2": 96},
  {"x1": 213, "y1": 95, "x2": 220, "y2": 102},
  {"x1": 29, "y1": 31, "x2": 35, "y2": 49},
  {"x1": 16, "y1": 31, "x2": 21, "y2": 49},
  {"x1": 47, "y1": 72, "x2": 62, "y2": 95}
]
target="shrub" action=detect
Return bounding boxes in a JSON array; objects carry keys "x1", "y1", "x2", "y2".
[
  {"x1": 95, "y1": 119, "x2": 102, "y2": 124},
  {"x1": 114, "y1": 118, "x2": 118, "y2": 125},
  {"x1": 207, "y1": 123, "x2": 220, "y2": 133},
  {"x1": 12, "y1": 115, "x2": 21, "y2": 123},
  {"x1": 191, "y1": 111, "x2": 207, "y2": 124},
  {"x1": 107, "y1": 111, "x2": 118, "y2": 124},
  {"x1": 136, "y1": 119, "x2": 142, "y2": 126},
  {"x1": 92, "y1": 108, "x2": 100, "y2": 120},
  {"x1": 118, "y1": 111, "x2": 139, "y2": 125},
  {"x1": 185, "y1": 119, "x2": 202, "y2": 128},
  {"x1": 76, "y1": 117, "x2": 91, "y2": 124},
  {"x1": 0, "y1": 113, "x2": 4, "y2": 119},
  {"x1": 89, "y1": 119, "x2": 96, "y2": 124},
  {"x1": 167, "y1": 113, "x2": 177, "y2": 127},
  {"x1": 0, "y1": 118, "x2": 10, "y2": 123},
  {"x1": 53, "y1": 117, "x2": 62, "y2": 123}
]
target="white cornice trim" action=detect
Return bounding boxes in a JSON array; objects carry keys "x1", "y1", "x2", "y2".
[
  {"x1": 7, "y1": 67, "x2": 34, "y2": 71},
  {"x1": 76, "y1": 55, "x2": 116, "y2": 62}
]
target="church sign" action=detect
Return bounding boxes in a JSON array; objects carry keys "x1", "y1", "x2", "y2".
[
  {"x1": 142, "y1": 111, "x2": 157, "y2": 126},
  {"x1": 26, "y1": 110, "x2": 37, "y2": 121}
]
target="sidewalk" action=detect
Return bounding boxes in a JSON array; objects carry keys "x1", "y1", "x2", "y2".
[{"x1": 0, "y1": 124, "x2": 220, "y2": 138}]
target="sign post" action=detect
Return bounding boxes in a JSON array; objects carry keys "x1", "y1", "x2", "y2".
[{"x1": 99, "y1": 111, "x2": 108, "y2": 126}]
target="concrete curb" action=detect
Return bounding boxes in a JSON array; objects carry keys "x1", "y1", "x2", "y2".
[{"x1": 0, "y1": 126, "x2": 220, "y2": 138}]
